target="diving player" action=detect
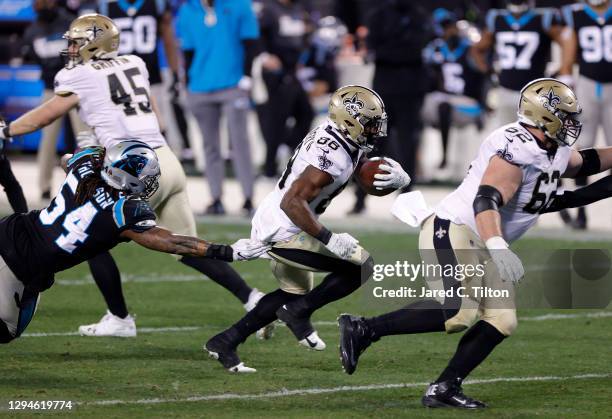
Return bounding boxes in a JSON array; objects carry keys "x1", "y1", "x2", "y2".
[
  {"x1": 338, "y1": 78, "x2": 612, "y2": 408},
  {"x1": 0, "y1": 14, "x2": 264, "y2": 337},
  {"x1": 204, "y1": 85, "x2": 412, "y2": 373},
  {"x1": 560, "y1": 0, "x2": 612, "y2": 229},
  {"x1": 471, "y1": 0, "x2": 564, "y2": 125},
  {"x1": 0, "y1": 139, "x2": 268, "y2": 344}
]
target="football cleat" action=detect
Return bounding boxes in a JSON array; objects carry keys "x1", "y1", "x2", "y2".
[
  {"x1": 338, "y1": 314, "x2": 373, "y2": 374},
  {"x1": 78, "y1": 311, "x2": 136, "y2": 337},
  {"x1": 205, "y1": 333, "x2": 256, "y2": 373},
  {"x1": 299, "y1": 331, "x2": 326, "y2": 351},
  {"x1": 243, "y1": 289, "x2": 276, "y2": 340},
  {"x1": 276, "y1": 305, "x2": 326, "y2": 350},
  {"x1": 421, "y1": 379, "x2": 486, "y2": 409}
]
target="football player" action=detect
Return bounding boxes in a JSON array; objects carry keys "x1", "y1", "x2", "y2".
[
  {"x1": 422, "y1": 8, "x2": 487, "y2": 169},
  {"x1": 0, "y1": 140, "x2": 268, "y2": 344},
  {"x1": 471, "y1": 0, "x2": 564, "y2": 126},
  {"x1": 0, "y1": 14, "x2": 265, "y2": 337},
  {"x1": 204, "y1": 85, "x2": 411, "y2": 373},
  {"x1": 338, "y1": 78, "x2": 612, "y2": 408},
  {"x1": 560, "y1": 0, "x2": 612, "y2": 229}
]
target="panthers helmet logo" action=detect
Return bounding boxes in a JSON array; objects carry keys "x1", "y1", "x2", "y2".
[
  {"x1": 539, "y1": 88, "x2": 561, "y2": 113},
  {"x1": 343, "y1": 93, "x2": 365, "y2": 117}
]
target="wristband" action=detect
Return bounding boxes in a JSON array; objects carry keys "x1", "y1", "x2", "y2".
[
  {"x1": 2, "y1": 124, "x2": 10, "y2": 139},
  {"x1": 315, "y1": 227, "x2": 333, "y2": 245},
  {"x1": 485, "y1": 236, "x2": 509, "y2": 250},
  {"x1": 205, "y1": 244, "x2": 233, "y2": 262}
]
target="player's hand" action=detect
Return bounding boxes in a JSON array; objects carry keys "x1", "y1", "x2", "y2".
[
  {"x1": 372, "y1": 157, "x2": 411, "y2": 191},
  {"x1": 486, "y1": 236, "x2": 524, "y2": 284},
  {"x1": 325, "y1": 233, "x2": 359, "y2": 261},
  {"x1": 231, "y1": 239, "x2": 271, "y2": 261},
  {"x1": 557, "y1": 74, "x2": 574, "y2": 89},
  {"x1": 238, "y1": 75, "x2": 253, "y2": 92}
]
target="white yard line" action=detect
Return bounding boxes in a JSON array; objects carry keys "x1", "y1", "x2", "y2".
[
  {"x1": 21, "y1": 311, "x2": 612, "y2": 338},
  {"x1": 84, "y1": 373, "x2": 611, "y2": 406}
]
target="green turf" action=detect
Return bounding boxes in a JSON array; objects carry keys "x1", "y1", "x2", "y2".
[{"x1": 1, "y1": 224, "x2": 611, "y2": 417}]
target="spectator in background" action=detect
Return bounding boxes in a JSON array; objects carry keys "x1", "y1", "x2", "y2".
[
  {"x1": 254, "y1": 0, "x2": 315, "y2": 178},
  {"x1": 177, "y1": 0, "x2": 258, "y2": 215},
  {"x1": 20, "y1": 0, "x2": 88, "y2": 200},
  {"x1": 422, "y1": 8, "x2": 487, "y2": 169}
]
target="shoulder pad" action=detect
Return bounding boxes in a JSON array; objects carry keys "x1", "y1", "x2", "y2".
[
  {"x1": 487, "y1": 124, "x2": 539, "y2": 167},
  {"x1": 113, "y1": 198, "x2": 157, "y2": 232}
]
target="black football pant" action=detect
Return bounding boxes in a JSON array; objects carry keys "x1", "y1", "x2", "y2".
[
  {"x1": 0, "y1": 151, "x2": 27, "y2": 214},
  {"x1": 257, "y1": 72, "x2": 314, "y2": 177}
]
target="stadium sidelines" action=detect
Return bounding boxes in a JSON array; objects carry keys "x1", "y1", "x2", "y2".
[
  {"x1": 83, "y1": 373, "x2": 611, "y2": 406},
  {"x1": 21, "y1": 311, "x2": 612, "y2": 338}
]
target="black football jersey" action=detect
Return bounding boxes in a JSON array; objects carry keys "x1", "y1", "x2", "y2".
[
  {"x1": 486, "y1": 8, "x2": 560, "y2": 91},
  {"x1": 563, "y1": 3, "x2": 612, "y2": 83},
  {"x1": 0, "y1": 149, "x2": 157, "y2": 292},
  {"x1": 99, "y1": 0, "x2": 168, "y2": 85},
  {"x1": 423, "y1": 37, "x2": 485, "y2": 100}
]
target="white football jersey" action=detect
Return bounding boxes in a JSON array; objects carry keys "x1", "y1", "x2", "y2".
[
  {"x1": 54, "y1": 54, "x2": 166, "y2": 149},
  {"x1": 435, "y1": 122, "x2": 572, "y2": 243},
  {"x1": 252, "y1": 120, "x2": 363, "y2": 242}
]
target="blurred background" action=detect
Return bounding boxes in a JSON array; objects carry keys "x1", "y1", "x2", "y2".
[{"x1": 3, "y1": 0, "x2": 611, "y2": 232}]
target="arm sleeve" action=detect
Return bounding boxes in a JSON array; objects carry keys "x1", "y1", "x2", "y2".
[
  {"x1": 239, "y1": 0, "x2": 260, "y2": 40},
  {"x1": 113, "y1": 198, "x2": 157, "y2": 232}
]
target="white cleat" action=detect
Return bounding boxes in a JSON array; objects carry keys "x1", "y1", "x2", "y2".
[
  {"x1": 78, "y1": 311, "x2": 137, "y2": 337},
  {"x1": 299, "y1": 331, "x2": 326, "y2": 351},
  {"x1": 244, "y1": 289, "x2": 276, "y2": 340},
  {"x1": 205, "y1": 348, "x2": 256, "y2": 373},
  {"x1": 228, "y1": 362, "x2": 257, "y2": 373}
]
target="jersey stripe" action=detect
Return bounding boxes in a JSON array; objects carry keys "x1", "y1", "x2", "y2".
[
  {"x1": 324, "y1": 126, "x2": 359, "y2": 165},
  {"x1": 68, "y1": 148, "x2": 99, "y2": 167},
  {"x1": 113, "y1": 197, "x2": 127, "y2": 228}
]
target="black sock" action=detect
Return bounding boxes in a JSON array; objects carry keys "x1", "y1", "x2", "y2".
[
  {"x1": 230, "y1": 289, "x2": 299, "y2": 345},
  {"x1": 436, "y1": 320, "x2": 506, "y2": 383},
  {"x1": 88, "y1": 252, "x2": 128, "y2": 319},
  {"x1": 181, "y1": 256, "x2": 252, "y2": 303},
  {"x1": 364, "y1": 300, "x2": 447, "y2": 339},
  {"x1": 288, "y1": 270, "x2": 362, "y2": 318}
]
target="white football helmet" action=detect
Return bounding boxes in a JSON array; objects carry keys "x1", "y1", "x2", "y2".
[{"x1": 101, "y1": 140, "x2": 160, "y2": 199}]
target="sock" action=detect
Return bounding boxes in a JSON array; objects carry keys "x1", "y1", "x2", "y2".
[
  {"x1": 288, "y1": 270, "x2": 361, "y2": 318},
  {"x1": 364, "y1": 300, "x2": 447, "y2": 340},
  {"x1": 230, "y1": 289, "x2": 299, "y2": 345},
  {"x1": 181, "y1": 257, "x2": 252, "y2": 304},
  {"x1": 436, "y1": 320, "x2": 506, "y2": 383},
  {"x1": 88, "y1": 252, "x2": 128, "y2": 319}
]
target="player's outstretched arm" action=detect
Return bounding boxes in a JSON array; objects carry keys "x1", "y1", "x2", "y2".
[
  {"x1": 563, "y1": 147, "x2": 612, "y2": 179},
  {"x1": 543, "y1": 175, "x2": 612, "y2": 213},
  {"x1": 1, "y1": 94, "x2": 78, "y2": 138},
  {"x1": 121, "y1": 227, "x2": 270, "y2": 261}
]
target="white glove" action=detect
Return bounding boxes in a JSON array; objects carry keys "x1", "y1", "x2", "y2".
[
  {"x1": 372, "y1": 157, "x2": 411, "y2": 190},
  {"x1": 325, "y1": 233, "x2": 359, "y2": 261},
  {"x1": 231, "y1": 239, "x2": 271, "y2": 261},
  {"x1": 557, "y1": 74, "x2": 575, "y2": 89},
  {"x1": 486, "y1": 236, "x2": 524, "y2": 284},
  {"x1": 238, "y1": 75, "x2": 253, "y2": 91}
]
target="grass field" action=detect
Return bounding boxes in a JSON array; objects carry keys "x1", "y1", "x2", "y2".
[{"x1": 1, "y1": 222, "x2": 611, "y2": 418}]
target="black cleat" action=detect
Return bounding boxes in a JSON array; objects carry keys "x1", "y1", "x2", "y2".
[
  {"x1": 276, "y1": 305, "x2": 326, "y2": 350},
  {"x1": 422, "y1": 379, "x2": 486, "y2": 409},
  {"x1": 205, "y1": 332, "x2": 255, "y2": 373},
  {"x1": 338, "y1": 314, "x2": 373, "y2": 375},
  {"x1": 205, "y1": 199, "x2": 226, "y2": 216}
]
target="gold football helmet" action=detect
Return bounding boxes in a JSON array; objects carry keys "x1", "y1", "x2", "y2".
[
  {"x1": 62, "y1": 14, "x2": 120, "y2": 68},
  {"x1": 517, "y1": 78, "x2": 582, "y2": 146},
  {"x1": 329, "y1": 85, "x2": 388, "y2": 151}
]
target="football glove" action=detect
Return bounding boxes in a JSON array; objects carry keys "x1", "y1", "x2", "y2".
[
  {"x1": 325, "y1": 233, "x2": 359, "y2": 261},
  {"x1": 372, "y1": 157, "x2": 411, "y2": 191},
  {"x1": 231, "y1": 239, "x2": 271, "y2": 261},
  {"x1": 485, "y1": 236, "x2": 524, "y2": 284}
]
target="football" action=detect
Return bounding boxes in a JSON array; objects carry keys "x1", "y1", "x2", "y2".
[{"x1": 355, "y1": 158, "x2": 395, "y2": 196}]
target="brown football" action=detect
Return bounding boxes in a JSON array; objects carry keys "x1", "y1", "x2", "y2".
[{"x1": 355, "y1": 158, "x2": 394, "y2": 196}]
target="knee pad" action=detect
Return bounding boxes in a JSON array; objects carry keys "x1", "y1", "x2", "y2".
[
  {"x1": 482, "y1": 309, "x2": 517, "y2": 336},
  {"x1": 444, "y1": 308, "x2": 479, "y2": 334},
  {"x1": 0, "y1": 319, "x2": 15, "y2": 344}
]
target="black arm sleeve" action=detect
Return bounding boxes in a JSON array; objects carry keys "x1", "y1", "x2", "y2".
[
  {"x1": 574, "y1": 148, "x2": 601, "y2": 178},
  {"x1": 473, "y1": 185, "x2": 504, "y2": 216},
  {"x1": 242, "y1": 39, "x2": 259, "y2": 77},
  {"x1": 542, "y1": 175, "x2": 612, "y2": 213}
]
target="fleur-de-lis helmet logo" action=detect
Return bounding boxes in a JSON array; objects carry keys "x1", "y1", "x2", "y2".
[
  {"x1": 539, "y1": 87, "x2": 561, "y2": 113},
  {"x1": 343, "y1": 93, "x2": 365, "y2": 117},
  {"x1": 87, "y1": 24, "x2": 104, "y2": 41}
]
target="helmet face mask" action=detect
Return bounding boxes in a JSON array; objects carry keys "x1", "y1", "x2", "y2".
[
  {"x1": 329, "y1": 85, "x2": 388, "y2": 151},
  {"x1": 101, "y1": 141, "x2": 161, "y2": 199},
  {"x1": 517, "y1": 78, "x2": 582, "y2": 147}
]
